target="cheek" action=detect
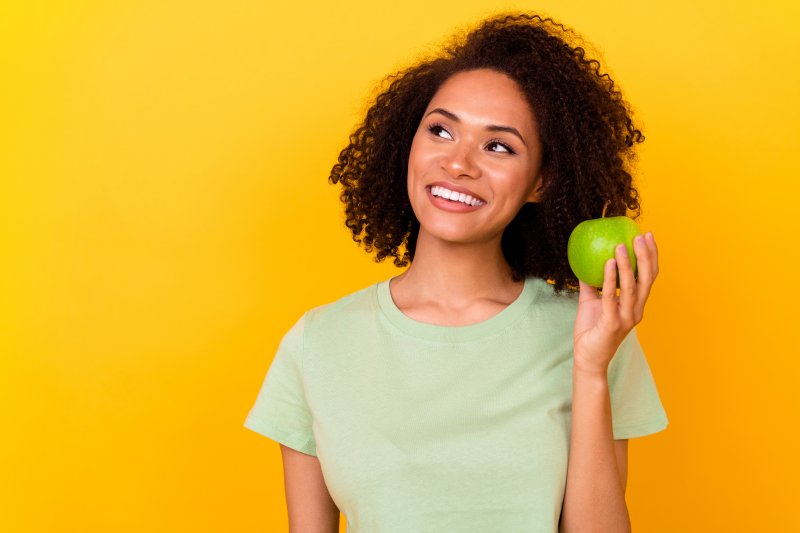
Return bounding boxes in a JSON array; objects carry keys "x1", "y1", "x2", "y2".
[
  {"x1": 407, "y1": 142, "x2": 437, "y2": 181},
  {"x1": 487, "y1": 166, "x2": 522, "y2": 189},
  {"x1": 492, "y1": 168, "x2": 537, "y2": 205},
  {"x1": 407, "y1": 138, "x2": 423, "y2": 173},
  {"x1": 405, "y1": 149, "x2": 422, "y2": 202}
]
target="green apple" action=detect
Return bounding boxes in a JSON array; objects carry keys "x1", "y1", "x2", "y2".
[{"x1": 567, "y1": 215, "x2": 643, "y2": 288}]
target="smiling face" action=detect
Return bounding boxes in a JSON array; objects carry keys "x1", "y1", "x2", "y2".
[{"x1": 406, "y1": 68, "x2": 544, "y2": 247}]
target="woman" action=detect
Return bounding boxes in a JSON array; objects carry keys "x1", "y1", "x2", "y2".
[{"x1": 245, "y1": 12, "x2": 667, "y2": 533}]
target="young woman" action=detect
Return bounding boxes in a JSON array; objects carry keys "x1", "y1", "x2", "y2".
[{"x1": 245, "y1": 12, "x2": 667, "y2": 533}]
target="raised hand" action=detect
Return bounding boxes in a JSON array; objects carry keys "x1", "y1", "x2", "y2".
[{"x1": 572, "y1": 231, "x2": 659, "y2": 376}]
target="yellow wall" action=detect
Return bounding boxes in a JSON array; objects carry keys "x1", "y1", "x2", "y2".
[{"x1": 2, "y1": 1, "x2": 798, "y2": 531}]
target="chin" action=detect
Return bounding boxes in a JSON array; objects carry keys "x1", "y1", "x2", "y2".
[{"x1": 418, "y1": 224, "x2": 484, "y2": 245}]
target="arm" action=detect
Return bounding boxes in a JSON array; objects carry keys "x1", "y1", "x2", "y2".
[
  {"x1": 615, "y1": 438, "x2": 628, "y2": 496},
  {"x1": 559, "y1": 369, "x2": 630, "y2": 533},
  {"x1": 280, "y1": 444, "x2": 340, "y2": 533},
  {"x1": 562, "y1": 232, "x2": 659, "y2": 532}
]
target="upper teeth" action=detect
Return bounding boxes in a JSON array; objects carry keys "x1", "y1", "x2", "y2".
[{"x1": 430, "y1": 186, "x2": 485, "y2": 206}]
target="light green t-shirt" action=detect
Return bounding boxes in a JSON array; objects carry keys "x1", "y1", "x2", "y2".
[{"x1": 244, "y1": 275, "x2": 668, "y2": 532}]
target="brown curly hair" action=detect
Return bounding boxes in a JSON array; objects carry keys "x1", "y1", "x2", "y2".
[{"x1": 328, "y1": 12, "x2": 644, "y2": 295}]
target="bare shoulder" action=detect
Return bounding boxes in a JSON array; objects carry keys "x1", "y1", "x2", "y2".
[{"x1": 280, "y1": 444, "x2": 340, "y2": 532}]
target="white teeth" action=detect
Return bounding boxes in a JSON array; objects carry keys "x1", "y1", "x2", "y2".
[{"x1": 430, "y1": 186, "x2": 485, "y2": 206}]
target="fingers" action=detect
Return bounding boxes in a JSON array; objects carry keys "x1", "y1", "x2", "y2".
[
  {"x1": 632, "y1": 232, "x2": 658, "y2": 322},
  {"x1": 634, "y1": 233, "x2": 658, "y2": 283},
  {"x1": 616, "y1": 242, "x2": 636, "y2": 325},
  {"x1": 602, "y1": 256, "x2": 618, "y2": 320},
  {"x1": 598, "y1": 232, "x2": 659, "y2": 328},
  {"x1": 578, "y1": 279, "x2": 600, "y2": 304},
  {"x1": 648, "y1": 232, "x2": 659, "y2": 277}
]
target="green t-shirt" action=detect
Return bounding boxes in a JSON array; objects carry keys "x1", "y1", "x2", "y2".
[{"x1": 244, "y1": 275, "x2": 668, "y2": 532}]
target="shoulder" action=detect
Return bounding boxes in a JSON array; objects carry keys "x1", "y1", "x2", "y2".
[
  {"x1": 533, "y1": 277, "x2": 579, "y2": 304},
  {"x1": 302, "y1": 281, "x2": 379, "y2": 334},
  {"x1": 528, "y1": 277, "x2": 580, "y2": 318}
]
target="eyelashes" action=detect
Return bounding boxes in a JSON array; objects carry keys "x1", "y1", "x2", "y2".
[
  {"x1": 427, "y1": 122, "x2": 516, "y2": 155},
  {"x1": 428, "y1": 123, "x2": 452, "y2": 141},
  {"x1": 487, "y1": 140, "x2": 516, "y2": 154}
]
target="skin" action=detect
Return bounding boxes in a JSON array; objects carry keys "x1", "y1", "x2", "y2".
[
  {"x1": 391, "y1": 68, "x2": 545, "y2": 322},
  {"x1": 280, "y1": 444, "x2": 340, "y2": 533},
  {"x1": 559, "y1": 234, "x2": 659, "y2": 533},
  {"x1": 407, "y1": 70, "x2": 544, "y2": 249},
  {"x1": 280, "y1": 68, "x2": 660, "y2": 532}
]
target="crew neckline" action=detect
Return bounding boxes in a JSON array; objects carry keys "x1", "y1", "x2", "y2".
[{"x1": 376, "y1": 275, "x2": 543, "y2": 342}]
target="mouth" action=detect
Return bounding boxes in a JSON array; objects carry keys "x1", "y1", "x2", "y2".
[{"x1": 426, "y1": 184, "x2": 486, "y2": 207}]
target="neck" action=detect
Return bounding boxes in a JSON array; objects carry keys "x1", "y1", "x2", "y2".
[{"x1": 392, "y1": 227, "x2": 522, "y2": 308}]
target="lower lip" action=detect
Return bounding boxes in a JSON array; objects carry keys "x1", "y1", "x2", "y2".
[{"x1": 426, "y1": 187, "x2": 485, "y2": 212}]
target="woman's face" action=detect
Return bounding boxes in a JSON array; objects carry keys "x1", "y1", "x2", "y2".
[{"x1": 407, "y1": 68, "x2": 544, "y2": 247}]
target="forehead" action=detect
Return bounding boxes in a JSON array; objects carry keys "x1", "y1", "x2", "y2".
[{"x1": 426, "y1": 69, "x2": 537, "y2": 131}]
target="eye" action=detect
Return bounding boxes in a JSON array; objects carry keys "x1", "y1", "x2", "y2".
[
  {"x1": 427, "y1": 122, "x2": 453, "y2": 140},
  {"x1": 486, "y1": 140, "x2": 515, "y2": 154}
]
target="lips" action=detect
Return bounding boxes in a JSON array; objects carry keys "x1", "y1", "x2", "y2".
[{"x1": 426, "y1": 181, "x2": 487, "y2": 203}]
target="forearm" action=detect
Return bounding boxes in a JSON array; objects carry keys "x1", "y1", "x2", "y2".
[{"x1": 559, "y1": 367, "x2": 630, "y2": 533}]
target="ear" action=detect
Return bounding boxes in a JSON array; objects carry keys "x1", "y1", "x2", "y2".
[{"x1": 525, "y1": 175, "x2": 545, "y2": 203}]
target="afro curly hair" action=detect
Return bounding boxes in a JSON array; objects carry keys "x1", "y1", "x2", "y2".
[{"x1": 328, "y1": 12, "x2": 645, "y2": 295}]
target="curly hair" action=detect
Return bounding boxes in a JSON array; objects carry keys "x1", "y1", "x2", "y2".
[{"x1": 328, "y1": 12, "x2": 644, "y2": 295}]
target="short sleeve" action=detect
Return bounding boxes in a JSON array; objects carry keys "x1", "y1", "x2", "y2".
[
  {"x1": 244, "y1": 313, "x2": 317, "y2": 456},
  {"x1": 607, "y1": 327, "x2": 669, "y2": 439}
]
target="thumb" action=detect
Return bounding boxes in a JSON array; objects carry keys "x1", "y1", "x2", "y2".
[{"x1": 578, "y1": 279, "x2": 600, "y2": 303}]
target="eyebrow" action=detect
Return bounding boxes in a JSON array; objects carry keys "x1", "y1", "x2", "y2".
[{"x1": 424, "y1": 107, "x2": 527, "y2": 147}]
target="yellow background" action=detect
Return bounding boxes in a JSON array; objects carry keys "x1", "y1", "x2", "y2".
[{"x1": 2, "y1": 0, "x2": 798, "y2": 531}]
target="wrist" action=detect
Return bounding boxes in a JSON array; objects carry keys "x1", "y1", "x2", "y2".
[{"x1": 572, "y1": 362, "x2": 609, "y2": 383}]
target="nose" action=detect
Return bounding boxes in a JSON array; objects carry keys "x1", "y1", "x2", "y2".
[{"x1": 442, "y1": 142, "x2": 481, "y2": 179}]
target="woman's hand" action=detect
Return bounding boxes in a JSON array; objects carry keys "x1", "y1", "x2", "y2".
[{"x1": 572, "y1": 231, "x2": 659, "y2": 376}]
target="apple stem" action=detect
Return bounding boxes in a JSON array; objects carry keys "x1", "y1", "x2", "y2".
[{"x1": 602, "y1": 200, "x2": 610, "y2": 218}]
